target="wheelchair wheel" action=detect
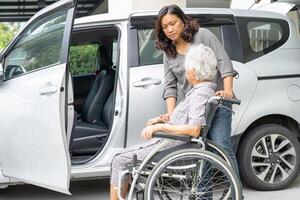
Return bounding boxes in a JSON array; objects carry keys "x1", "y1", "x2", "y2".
[
  {"x1": 144, "y1": 148, "x2": 242, "y2": 200},
  {"x1": 206, "y1": 139, "x2": 232, "y2": 168}
]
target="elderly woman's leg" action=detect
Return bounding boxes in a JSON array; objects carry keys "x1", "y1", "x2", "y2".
[
  {"x1": 110, "y1": 183, "x2": 129, "y2": 200},
  {"x1": 109, "y1": 139, "x2": 162, "y2": 199},
  {"x1": 110, "y1": 152, "x2": 132, "y2": 199}
]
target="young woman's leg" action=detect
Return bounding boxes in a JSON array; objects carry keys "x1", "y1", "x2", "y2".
[{"x1": 208, "y1": 104, "x2": 240, "y2": 178}]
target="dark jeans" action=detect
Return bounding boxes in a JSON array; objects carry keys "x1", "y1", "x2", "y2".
[
  {"x1": 197, "y1": 105, "x2": 241, "y2": 198},
  {"x1": 208, "y1": 104, "x2": 240, "y2": 178}
]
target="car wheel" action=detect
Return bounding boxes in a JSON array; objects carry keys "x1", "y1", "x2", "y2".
[{"x1": 238, "y1": 124, "x2": 300, "y2": 190}]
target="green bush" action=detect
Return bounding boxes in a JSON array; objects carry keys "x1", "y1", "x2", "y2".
[
  {"x1": 69, "y1": 43, "x2": 99, "y2": 75},
  {"x1": 0, "y1": 23, "x2": 19, "y2": 49}
]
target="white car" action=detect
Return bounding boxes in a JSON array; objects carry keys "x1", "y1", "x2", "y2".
[{"x1": 0, "y1": 0, "x2": 300, "y2": 194}]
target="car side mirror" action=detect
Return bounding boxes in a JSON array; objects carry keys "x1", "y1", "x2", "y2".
[{"x1": 4, "y1": 64, "x2": 26, "y2": 80}]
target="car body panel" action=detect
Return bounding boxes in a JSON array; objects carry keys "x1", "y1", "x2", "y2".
[
  {"x1": 127, "y1": 64, "x2": 166, "y2": 146},
  {"x1": 0, "y1": 0, "x2": 75, "y2": 194},
  {"x1": 231, "y1": 61, "x2": 258, "y2": 136},
  {"x1": 254, "y1": 2, "x2": 296, "y2": 15},
  {"x1": 0, "y1": 64, "x2": 70, "y2": 194}
]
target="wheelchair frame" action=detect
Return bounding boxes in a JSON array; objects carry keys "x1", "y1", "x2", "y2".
[{"x1": 117, "y1": 97, "x2": 242, "y2": 200}]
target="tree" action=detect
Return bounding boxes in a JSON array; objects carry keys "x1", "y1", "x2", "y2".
[{"x1": 0, "y1": 22, "x2": 22, "y2": 50}]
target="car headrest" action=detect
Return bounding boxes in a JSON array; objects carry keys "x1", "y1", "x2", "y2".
[{"x1": 98, "y1": 45, "x2": 113, "y2": 70}]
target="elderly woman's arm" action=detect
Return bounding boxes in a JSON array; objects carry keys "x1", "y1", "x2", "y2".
[{"x1": 141, "y1": 123, "x2": 201, "y2": 140}]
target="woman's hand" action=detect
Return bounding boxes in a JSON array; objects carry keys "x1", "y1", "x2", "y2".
[
  {"x1": 215, "y1": 89, "x2": 234, "y2": 98},
  {"x1": 147, "y1": 112, "x2": 172, "y2": 126},
  {"x1": 147, "y1": 116, "x2": 163, "y2": 126},
  {"x1": 141, "y1": 124, "x2": 163, "y2": 140},
  {"x1": 159, "y1": 112, "x2": 172, "y2": 123}
]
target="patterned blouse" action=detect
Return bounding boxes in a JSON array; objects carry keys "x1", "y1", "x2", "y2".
[{"x1": 168, "y1": 82, "x2": 217, "y2": 127}]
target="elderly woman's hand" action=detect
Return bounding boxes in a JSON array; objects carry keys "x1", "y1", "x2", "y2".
[
  {"x1": 215, "y1": 89, "x2": 234, "y2": 99},
  {"x1": 141, "y1": 124, "x2": 163, "y2": 140}
]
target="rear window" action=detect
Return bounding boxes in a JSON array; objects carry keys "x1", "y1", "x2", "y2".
[
  {"x1": 247, "y1": 21, "x2": 283, "y2": 52},
  {"x1": 236, "y1": 17, "x2": 289, "y2": 62}
]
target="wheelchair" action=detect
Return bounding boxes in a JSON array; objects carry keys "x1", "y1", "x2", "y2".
[{"x1": 117, "y1": 96, "x2": 243, "y2": 200}]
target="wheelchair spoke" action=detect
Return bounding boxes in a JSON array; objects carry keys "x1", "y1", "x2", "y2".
[{"x1": 145, "y1": 151, "x2": 240, "y2": 200}]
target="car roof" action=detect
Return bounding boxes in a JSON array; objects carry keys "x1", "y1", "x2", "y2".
[{"x1": 74, "y1": 7, "x2": 288, "y2": 26}]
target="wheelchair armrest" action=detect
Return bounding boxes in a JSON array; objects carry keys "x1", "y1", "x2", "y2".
[{"x1": 153, "y1": 132, "x2": 192, "y2": 142}]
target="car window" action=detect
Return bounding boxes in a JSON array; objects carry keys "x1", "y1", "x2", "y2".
[
  {"x1": 4, "y1": 10, "x2": 68, "y2": 80},
  {"x1": 138, "y1": 29, "x2": 163, "y2": 66},
  {"x1": 69, "y1": 43, "x2": 99, "y2": 75},
  {"x1": 287, "y1": 8, "x2": 300, "y2": 38},
  {"x1": 247, "y1": 21, "x2": 283, "y2": 52},
  {"x1": 137, "y1": 26, "x2": 222, "y2": 66},
  {"x1": 208, "y1": 26, "x2": 223, "y2": 43}
]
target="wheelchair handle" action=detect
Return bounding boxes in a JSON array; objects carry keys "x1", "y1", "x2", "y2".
[
  {"x1": 208, "y1": 96, "x2": 241, "y2": 105},
  {"x1": 222, "y1": 97, "x2": 241, "y2": 105}
]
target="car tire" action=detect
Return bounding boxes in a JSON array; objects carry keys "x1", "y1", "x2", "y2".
[{"x1": 238, "y1": 124, "x2": 300, "y2": 190}]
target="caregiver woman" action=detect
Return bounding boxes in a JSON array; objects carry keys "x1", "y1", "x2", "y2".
[{"x1": 153, "y1": 4, "x2": 240, "y2": 176}]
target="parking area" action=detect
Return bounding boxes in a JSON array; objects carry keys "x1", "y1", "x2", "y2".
[{"x1": 0, "y1": 175, "x2": 299, "y2": 200}]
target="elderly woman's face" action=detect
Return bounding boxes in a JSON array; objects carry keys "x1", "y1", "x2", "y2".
[
  {"x1": 185, "y1": 68, "x2": 196, "y2": 84},
  {"x1": 161, "y1": 13, "x2": 184, "y2": 42}
]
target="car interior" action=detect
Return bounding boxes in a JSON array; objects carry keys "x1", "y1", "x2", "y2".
[{"x1": 68, "y1": 26, "x2": 119, "y2": 164}]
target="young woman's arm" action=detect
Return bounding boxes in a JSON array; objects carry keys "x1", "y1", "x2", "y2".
[
  {"x1": 216, "y1": 76, "x2": 234, "y2": 98},
  {"x1": 166, "y1": 97, "x2": 176, "y2": 114},
  {"x1": 197, "y1": 28, "x2": 237, "y2": 98}
]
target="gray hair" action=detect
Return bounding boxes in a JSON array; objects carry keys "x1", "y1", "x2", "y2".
[{"x1": 184, "y1": 44, "x2": 217, "y2": 81}]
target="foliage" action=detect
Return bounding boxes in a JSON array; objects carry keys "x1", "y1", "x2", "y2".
[
  {"x1": 0, "y1": 23, "x2": 21, "y2": 50},
  {"x1": 69, "y1": 43, "x2": 99, "y2": 75},
  {"x1": 0, "y1": 21, "x2": 98, "y2": 76}
]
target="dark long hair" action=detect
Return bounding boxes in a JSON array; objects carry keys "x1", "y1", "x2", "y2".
[{"x1": 155, "y1": 5, "x2": 199, "y2": 58}]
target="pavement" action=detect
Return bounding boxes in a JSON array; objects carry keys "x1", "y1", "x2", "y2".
[{"x1": 0, "y1": 175, "x2": 299, "y2": 200}]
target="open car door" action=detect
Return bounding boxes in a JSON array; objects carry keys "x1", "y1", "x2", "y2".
[
  {"x1": 0, "y1": 0, "x2": 75, "y2": 194},
  {"x1": 253, "y1": 0, "x2": 298, "y2": 14},
  {"x1": 254, "y1": 0, "x2": 300, "y2": 35}
]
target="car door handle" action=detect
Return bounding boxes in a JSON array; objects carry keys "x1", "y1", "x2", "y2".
[
  {"x1": 133, "y1": 78, "x2": 161, "y2": 87},
  {"x1": 39, "y1": 83, "x2": 58, "y2": 96}
]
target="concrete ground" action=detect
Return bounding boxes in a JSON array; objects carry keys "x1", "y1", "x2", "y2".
[{"x1": 0, "y1": 175, "x2": 299, "y2": 200}]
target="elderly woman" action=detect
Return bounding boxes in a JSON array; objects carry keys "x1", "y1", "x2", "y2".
[{"x1": 110, "y1": 44, "x2": 218, "y2": 200}]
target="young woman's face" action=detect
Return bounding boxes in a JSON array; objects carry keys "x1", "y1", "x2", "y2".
[{"x1": 161, "y1": 13, "x2": 185, "y2": 42}]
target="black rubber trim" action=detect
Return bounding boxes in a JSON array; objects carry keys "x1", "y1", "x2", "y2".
[
  {"x1": 129, "y1": 14, "x2": 235, "y2": 29},
  {"x1": 258, "y1": 74, "x2": 300, "y2": 80},
  {"x1": 127, "y1": 24, "x2": 139, "y2": 67}
]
